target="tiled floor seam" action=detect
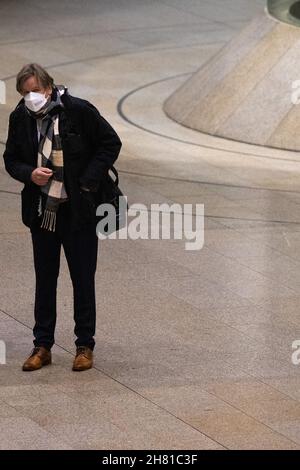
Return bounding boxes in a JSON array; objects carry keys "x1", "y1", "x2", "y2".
[
  {"x1": 0, "y1": 41, "x2": 225, "y2": 84},
  {"x1": 0, "y1": 307, "x2": 228, "y2": 450},
  {"x1": 159, "y1": 0, "x2": 251, "y2": 31},
  {"x1": 0, "y1": 22, "x2": 228, "y2": 47},
  {"x1": 1, "y1": 305, "x2": 300, "y2": 448},
  {"x1": 209, "y1": 218, "x2": 300, "y2": 276}
]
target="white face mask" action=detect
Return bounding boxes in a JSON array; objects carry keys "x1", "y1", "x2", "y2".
[{"x1": 24, "y1": 91, "x2": 49, "y2": 112}]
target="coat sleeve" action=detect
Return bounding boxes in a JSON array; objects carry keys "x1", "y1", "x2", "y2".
[
  {"x1": 3, "y1": 112, "x2": 35, "y2": 185},
  {"x1": 78, "y1": 104, "x2": 122, "y2": 192}
]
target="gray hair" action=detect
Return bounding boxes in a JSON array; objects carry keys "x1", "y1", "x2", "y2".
[{"x1": 16, "y1": 63, "x2": 54, "y2": 94}]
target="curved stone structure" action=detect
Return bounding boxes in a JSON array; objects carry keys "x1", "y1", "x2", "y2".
[
  {"x1": 164, "y1": 2, "x2": 300, "y2": 150},
  {"x1": 268, "y1": 0, "x2": 300, "y2": 27}
]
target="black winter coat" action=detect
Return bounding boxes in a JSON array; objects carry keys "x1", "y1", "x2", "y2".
[{"x1": 3, "y1": 89, "x2": 122, "y2": 232}]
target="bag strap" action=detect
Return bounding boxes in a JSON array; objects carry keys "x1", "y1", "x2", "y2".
[{"x1": 109, "y1": 166, "x2": 119, "y2": 186}]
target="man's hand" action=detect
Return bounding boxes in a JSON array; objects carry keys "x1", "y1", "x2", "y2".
[{"x1": 31, "y1": 167, "x2": 53, "y2": 186}]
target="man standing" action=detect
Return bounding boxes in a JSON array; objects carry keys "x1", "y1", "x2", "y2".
[{"x1": 3, "y1": 63, "x2": 122, "y2": 372}]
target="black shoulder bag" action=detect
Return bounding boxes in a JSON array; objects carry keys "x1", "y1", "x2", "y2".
[{"x1": 95, "y1": 165, "x2": 128, "y2": 235}]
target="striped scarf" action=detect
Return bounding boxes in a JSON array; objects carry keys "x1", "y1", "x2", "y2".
[{"x1": 28, "y1": 86, "x2": 69, "y2": 232}]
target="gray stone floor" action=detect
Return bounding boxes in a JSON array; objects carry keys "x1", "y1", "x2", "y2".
[{"x1": 2, "y1": 0, "x2": 300, "y2": 450}]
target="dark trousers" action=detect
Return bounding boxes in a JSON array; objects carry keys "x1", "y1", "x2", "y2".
[{"x1": 30, "y1": 200, "x2": 98, "y2": 351}]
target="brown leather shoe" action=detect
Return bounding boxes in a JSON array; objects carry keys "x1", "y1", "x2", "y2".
[
  {"x1": 22, "y1": 346, "x2": 52, "y2": 371},
  {"x1": 72, "y1": 346, "x2": 93, "y2": 371}
]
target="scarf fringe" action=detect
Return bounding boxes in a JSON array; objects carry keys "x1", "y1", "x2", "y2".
[
  {"x1": 40, "y1": 209, "x2": 57, "y2": 232},
  {"x1": 38, "y1": 194, "x2": 43, "y2": 216}
]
